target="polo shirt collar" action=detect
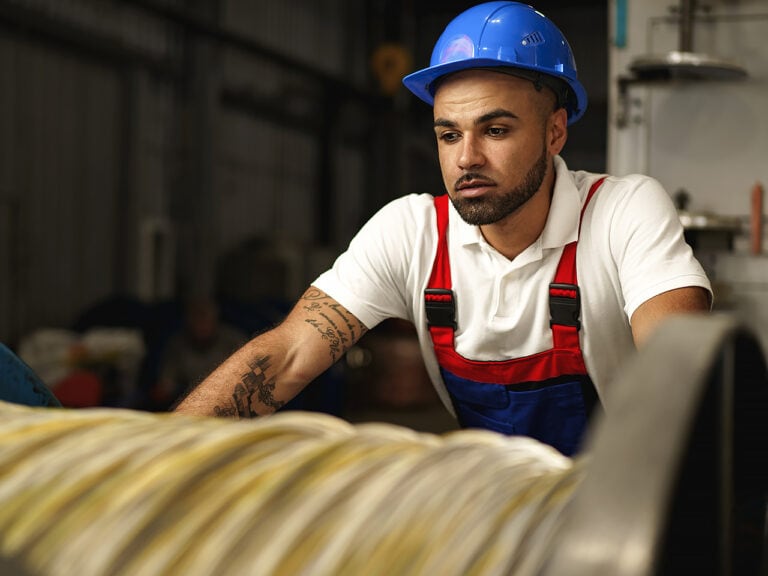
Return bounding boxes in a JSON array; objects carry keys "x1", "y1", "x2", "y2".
[
  {"x1": 451, "y1": 155, "x2": 580, "y2": 250},
  {"x1": 541, "y1": 155, "x2": 580, "y2": 249}
]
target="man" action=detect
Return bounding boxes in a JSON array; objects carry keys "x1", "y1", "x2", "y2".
[{"x1": 175, "y1": 2, "x2": 711, "y2": 455}]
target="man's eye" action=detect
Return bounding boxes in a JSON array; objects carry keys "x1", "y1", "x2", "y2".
[
  {"x1": 439, "y1": 132, "x2": 459, "y2": 143},
  {"x1": 487, "y1": 127, "x2": 507, "y2": 136}
]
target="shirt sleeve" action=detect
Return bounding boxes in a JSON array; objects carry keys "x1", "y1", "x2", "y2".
[
  {"x1": 312, "y1": 195, "x2": 431, "y2": 329},
  {"x1": 605, "y1": 176, "x2": 712, "y2": 320}
]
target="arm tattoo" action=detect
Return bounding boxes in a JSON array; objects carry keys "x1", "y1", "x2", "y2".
[
  {"x1": 301, "y1": 289, "x2": 367, "y2": 362},
  {"x1": 213, "y1": 355, "x2": 284, "y2": 418},
  {"x1": 302, "y1": 288, "x2": 326, "y2": 301},
  {"x1": 305, "y1": 318, "x2": 342, "y2": 360},
  {"x1": 327, "y1": 302, "x2": 362, "y2": 342}
]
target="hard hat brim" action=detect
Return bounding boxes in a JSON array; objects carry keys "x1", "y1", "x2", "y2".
[{"x1": 402, "y1": 59, "x2": 587, "y2": 125}]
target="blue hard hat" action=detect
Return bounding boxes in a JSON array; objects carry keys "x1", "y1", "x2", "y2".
[{"x1": 402, "y1": 1, "x2": 588, "y2": 125}]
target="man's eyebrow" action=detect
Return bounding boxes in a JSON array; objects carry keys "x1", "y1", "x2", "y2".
[
  {"x1": 476, "y1": 108, "x2": 517, "y2": 124},
  {"x1": 433, "y1": 108, "x2": 518, "y2": 129},
  {"x1": 433, "y1": 118, "x2": 456, "y2": 129}
]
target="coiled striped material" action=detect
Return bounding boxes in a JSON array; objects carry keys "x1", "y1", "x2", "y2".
[{"x1": 0, "y1": 401, "x2": 585, "y2": 576}]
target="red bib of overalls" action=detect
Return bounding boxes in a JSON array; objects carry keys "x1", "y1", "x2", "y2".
[{"x1": 424, "y1": 177, "x2": 606, "y2": 455}]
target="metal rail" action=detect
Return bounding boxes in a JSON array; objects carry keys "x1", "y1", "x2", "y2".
[{"x1": 541, "y1": 314, "x2": 768, "y2": 575}]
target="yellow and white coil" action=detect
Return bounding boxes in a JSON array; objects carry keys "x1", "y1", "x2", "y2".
[{"x1": 0, "y1": 401, "x2": 586, "y2": 576}]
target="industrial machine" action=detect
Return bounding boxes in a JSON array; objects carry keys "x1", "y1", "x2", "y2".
[{"x1": 543, "y1": 314, "x2": 767, "y2": 575}]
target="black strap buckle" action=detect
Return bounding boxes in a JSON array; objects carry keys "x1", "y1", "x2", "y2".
[
  {"x1": 549, "y1": 283, "x2": 581, "y2": 330},
  {"x1": 424, "y1": 288, "x2": 456, "y2": 329}
]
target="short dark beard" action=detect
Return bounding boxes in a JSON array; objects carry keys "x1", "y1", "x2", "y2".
[{"x1": 449, "y1": 145, "x2": 549, "y2": 226}]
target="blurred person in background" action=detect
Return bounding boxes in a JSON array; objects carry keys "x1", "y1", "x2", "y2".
[{"x1": 155, "y1": 295, "x2": 247, "y2": 410}]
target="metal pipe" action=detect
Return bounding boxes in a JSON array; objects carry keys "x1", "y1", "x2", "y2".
[
  {"x1": 679, "y1": 0, "x2": 694, "y2": 52},
  {"x1": 119, "y1": 0, "x2": 370, "y2": 100},
  {"x1": 627, "y1": 0, "x2": 750, "y2": 82}
]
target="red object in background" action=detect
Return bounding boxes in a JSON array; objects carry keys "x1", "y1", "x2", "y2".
[
  {"x1": 53, "y1": 370, "x2": 103, "y2": 408},
  {"x1": 752, "y1": 182, "x2": 764, "y2": 255}
]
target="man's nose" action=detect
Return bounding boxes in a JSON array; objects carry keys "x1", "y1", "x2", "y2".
[{"x1": 458, "y1": 136, "x2": 485, "y2": 170}]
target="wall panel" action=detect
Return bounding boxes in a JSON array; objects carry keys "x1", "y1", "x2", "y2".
[{"x1": 0, "y1": 34, "x2": 121, "y2": 343}]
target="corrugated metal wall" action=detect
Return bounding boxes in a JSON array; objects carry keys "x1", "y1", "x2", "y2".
[
  {"x1": 0, "y1": 31, "x2": 122, "y2": 341},
  {"x1": 0, "y1": 0, "x2": 368, "y2": 346}
]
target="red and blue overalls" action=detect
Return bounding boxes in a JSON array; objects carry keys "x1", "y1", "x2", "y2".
[{"x1": 424, "y1": 178, "x2": 606, "y2": 456}]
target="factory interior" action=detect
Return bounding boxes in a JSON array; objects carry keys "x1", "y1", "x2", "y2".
[
  {"x1": 0, "y1": 0, "x2": 612, "y2": 421},
  {"x1": 1, "y1": 0, "x2": 767, "y2": 574}
]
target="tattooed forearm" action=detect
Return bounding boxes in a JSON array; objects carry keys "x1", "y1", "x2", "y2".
[
  {"x1": 300, "y1": 289, "x2": 368, "y2": 362},
  {"x1": 320, "y1": 311, "x2": 348, "y2": 345},
  {"x1": 305, "y1": 318, "x2": 343, "y2": 361},
  {"x1": 302, "y1": 288, "x2": 326, "y2": 301},
  {"x1": 327, "y1": 302, "x2": 364, "y2": 342},
  {"x1": 213, "y1": 404, "x2": 236, "y2": 417},
  {"x1": 212, "y1": 355, "x2": 284, "y2": 418}
]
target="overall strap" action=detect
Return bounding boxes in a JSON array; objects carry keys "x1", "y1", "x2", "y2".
[
  {"x1": 427, "y1": 194, "x2": 452, "y2": 290},
  {"x1": 549, "y1": 176, "x2": 607, "y2": 349},
  {"x1": 424, "y1": 195, "x2": 455, "y2": 349}
]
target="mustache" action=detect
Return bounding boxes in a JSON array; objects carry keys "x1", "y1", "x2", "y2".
[{"x1": 454, "y1": 173, "x2": 496, "y2": 190}]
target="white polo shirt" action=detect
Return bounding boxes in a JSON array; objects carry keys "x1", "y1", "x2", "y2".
[{"x1": 313, "y1": 156, "x2": 711, "y2": 413}]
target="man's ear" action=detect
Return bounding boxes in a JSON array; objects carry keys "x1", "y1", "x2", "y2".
[{"x1": 547, "y1": 107, "x2": 568, "y2": 156}]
